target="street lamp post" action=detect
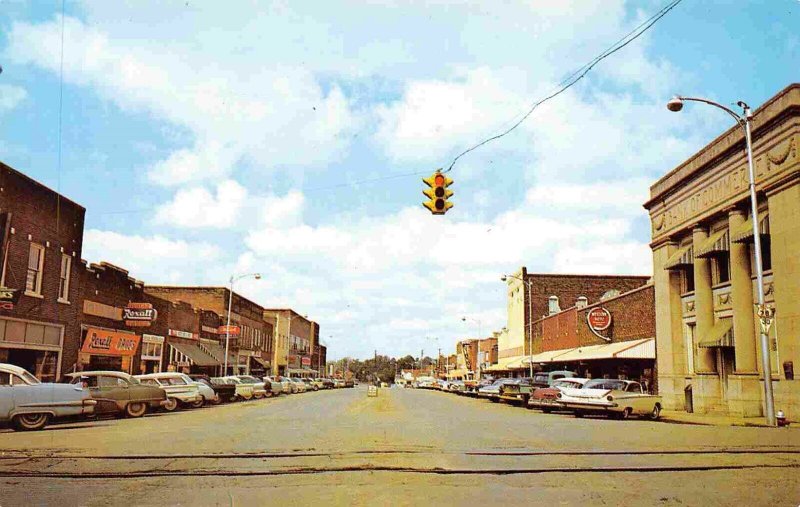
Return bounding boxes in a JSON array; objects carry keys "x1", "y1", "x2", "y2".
[
  {"x1": 667, "y1": 95, "x2": 776, "y2": 426},
  {"x1": 224, "y1": 273, "x2": 261, "y2": 375},
  {"x1": 461, "y1": 316, "x2": 483, "y2": 381},
  {"x1": 502, "y1": 274, "x2": 534, "y2": 378}
]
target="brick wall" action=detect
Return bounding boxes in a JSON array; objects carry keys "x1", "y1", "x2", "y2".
[
  {"x1": 577, "y1": 284, "x2": 655, "y2": 346},
  {"x1": 0, "y1": 162, "x2": 86, "y2": 377},
  {"x1": 536, "y1": 307, "x2": 579, "y2": 353}
]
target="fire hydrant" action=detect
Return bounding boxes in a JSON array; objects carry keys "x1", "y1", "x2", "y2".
[{"x1": 776, "y1": 410, "x2": 789, "y2": 427}]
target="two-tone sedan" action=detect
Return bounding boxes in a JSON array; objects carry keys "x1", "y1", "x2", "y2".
[
  {"x1": 135, "y1": 373, "x2": 205, "y2": 411},
  {"x1": 528, "y1": 378, "x2": 590, "y2": 412},
  {"x1": 556, "y1": 379, "x2": 663, "y2": 420},
  {"x1": 1, "y1": 363, "x2": 97, "y2": 431},
  {"x1": 232, "y1": 375, "x2": 268, "y2": 399},
  {"x1": 66, "y1": 371, "x2": 167, "y2": 418}
]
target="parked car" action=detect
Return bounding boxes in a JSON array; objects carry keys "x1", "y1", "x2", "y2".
[
  {"x1": 478, "y1": 378, "x2": 519, "y2": 401},
  {"x1": 344, "y1": 379, "x2": 355, "y2": 388},
  {"x1": 436, "y1": 380, "x2": 450, "y2": 390},
  {"x1": 215, "y1": 376, "x2": 255, "y2": 400},
  {"x1": 262, "y1": 376, "x2": 284, "y2": 397},
  {"x1": 289, "y1": 378, "x2": 308, "y2": 393},
  {"x1": 417, "y1": 379, "x2": 436, "y2": 389},
  {"x1": 528, "y1": 378, "x2": 590, "y2": 412},
  {"x1": 333, "y1": 378, "x2": 345, "y2": 388},
  {"x1": 464, "y1": 379, "x2": 493, "y2": 397},
  {"x1": 498, "y1": 377, "x2": 534, "y2": 405},
  {"x1": 135, "y1": 373, "x2": 205, "y2": 411},
  {"x1": 556, "y1": 379, "x2": 663, "y2": 420},
  {"x1": 196, "y1": 375, "x2": 237, "y2": 403},
  {"x1": 448, "y1": 380, "x2": 467, "y2": 394},
  {"x1": 0, "y1": 363, "x2": 97, "y2": 431},
  {"x1": 232, "y1": 375, "x2": 268, "y2": 399},
  {"x1": 531, "y1": 370, "x2": 579, "y2": 389},
  {"x1": 65, "y1": 371, "x2": 167, "y2": 418},
  {"x1": 301, "y1": 378, "x2": 321, "y2": 391},
  {"x1": 318, "y1": 378, "x2": 335, "y2": 389}
]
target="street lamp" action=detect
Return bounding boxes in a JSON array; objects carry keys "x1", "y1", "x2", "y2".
[
  {"x1": 502, "y1": 274, "x2": 534, "y2": 378},
  {"x1": 224, "y1": 273, "x2": 261, "y2": 375},
  {"x1": 667, "y1": 95, "x2": 776, "y2": 426},
  {"x1": 461, "y1": 316, "x2": 483, "y2": 380}
]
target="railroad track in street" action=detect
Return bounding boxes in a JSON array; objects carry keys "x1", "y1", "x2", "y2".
[{"x1": 1, "y1": 447, "x2": 798, "y2": 478}]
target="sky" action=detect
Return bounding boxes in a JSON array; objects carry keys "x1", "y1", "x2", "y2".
[{"x1": 1, "y1": 0, "x2": 798, "y2": 360}]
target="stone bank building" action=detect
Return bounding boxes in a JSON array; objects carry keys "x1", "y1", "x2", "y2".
[{"x1": 645, "y1": 84, "x2": 800, "y2": 419}]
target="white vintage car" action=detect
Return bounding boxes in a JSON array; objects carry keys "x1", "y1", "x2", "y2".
[
  {"x1": 556, "y1": 379, "x2": 662, "y2": 420},
  {"x1": 135, "y1": 372, "x2": 204, "y2": 411},
  {"x1": 0, "y1": 363, "x2": 97, "y2": 431}
]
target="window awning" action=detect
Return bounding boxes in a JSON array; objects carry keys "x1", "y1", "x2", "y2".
[
  {"x1": 197, "y1": 341, "x2": 237, "y2": 366},
  {"x1": 664, "y1": 244, "x2": 694, "y2": 270},
  {"x1": 695, "y1": 228, "x2": 730, "y2": 258},
  {"x1": 523, "y1": 348, "x2": 578, "y2": 364},
  {"x1": 731, "y1": 211, "x2": 770, "y2": 244},
  {"x1": 544, "y1": 338, "x2": 655, "y2": 362},
  {"x1": 250, "y1": 356, "x2": 270, "y2": 368},
  {"x1": 484, "y1": 355, "x2": 527, "y2": 372},
  {"x1": 698, "y1": 319, "x2": 734, "y2": 348},
  {"x1": 169, "y1": 342, "x2": 219, "y2": 367}
]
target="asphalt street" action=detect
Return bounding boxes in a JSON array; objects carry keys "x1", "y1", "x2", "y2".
[{"x1": 0, "y1": 386, "x2": 799, "y2": 506}]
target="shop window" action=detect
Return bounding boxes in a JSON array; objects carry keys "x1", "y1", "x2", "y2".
[
  {"x1": 26, "y1": 243, "x2": 45, "y2": 296},
  {"x1": 58, "y1": 254, "x2": 71, "y2": 302},
  {"x1": 761, "y1": 239, "x2": 772, "y2": 272},
  {"x1": 713, "y1": 255, "x2": 730, "y2": 285},
  {"x1": 681, "y1": 268, "x2": 695, "y2": 294}
]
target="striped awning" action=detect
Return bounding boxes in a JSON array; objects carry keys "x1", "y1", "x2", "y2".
[
  {"x1": 731, "y1": 211, "x2": 770, "y2": 244},
  {"x1": 698, "y1": 318, "x2": 734, "y2": 348},
  {"x1": 484, "y1": 355, "x2": 527, "y2": 372},
  {"x1": 664, "y1": 244, "x2": 694, "y2": 270},
  {"x1": 695, "y1": 228, "x2": 730, "y2": 258},
  {"x1": 546, "y1": 338, "x2": 655, "y2": 362}
]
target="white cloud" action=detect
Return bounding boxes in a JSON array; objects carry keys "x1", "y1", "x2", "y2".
[
  {"x1": 155, "y1": 179, "x2": 247, "y2": 229},
  {"x1": 82, "y1": 230, "x2": 222, "y2": 284},
  {"x1": 0, "y1": 84, "x2": 27, "y2": 112}
]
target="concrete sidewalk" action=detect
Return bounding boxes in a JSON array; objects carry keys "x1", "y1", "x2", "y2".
[{"x1": 660, "y1": 410, "x2": 796, "y2": 428}]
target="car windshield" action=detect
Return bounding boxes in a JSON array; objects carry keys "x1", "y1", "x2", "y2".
[{"x1": 583, "y1": 379, "x2": 628, "y2": 390}]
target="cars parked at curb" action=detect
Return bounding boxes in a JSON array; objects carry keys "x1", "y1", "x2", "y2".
[
  {"x1": 531, "y1": 370, "x2": 579, "y2": 389},
  {"x1": 262, "y1": 377, "x2": 283, "y2": 397},
  {"x1": 190, "y1": 375, "x2": 231, "y2": 404},
  {"x1": 528, "y1": 378, "x2": 590, "y2": 412},
  {"x1": 0, "y1": 363, "x2": 97, "y2": 431},
  {"x1": 231, "y1": 375, "x2": 268, "y2": 399},
  {"x1": 478, "y1": 378, "x2": 519, "y2": 401},
  {"x1": 498, "y1": 377, "x2": 534, "y2": 405},
  {"x1": 289, "y1": 378, "x2": 308, "y2": 393},
  {"x1": 135, "y1": 373, "x2": 205, "y2": 411},
  {"x1": 66, "y1": 371, "x2": 167, "y2": 418},
  {"x1": 215, "y1": 376, "x2": 255, "y2": 400},
  {"x1": 556, "y1": 379, "x2": 662, "y2": 420}
]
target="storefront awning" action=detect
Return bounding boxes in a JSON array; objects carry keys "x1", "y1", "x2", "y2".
[
  {"x1": 695, "y1": 228, "x2": 730, "y2": 258},
  {"x1": 169, "y1": 342, "x2": 219, "y2": 367},
  {"x1": 250, "y1": 356, "x2": 270, "y2": 368},
  {"x1": 545, "y1": 338, "x2": 656, "y2": 362},
  {"x1": 664, "y1": 244, "x2": 694, "y2": 270},
  {"x1": 698, "y1": 319, "x2": 734, "y2": 348},
  {"x1": 197, "y1": 341, "x2": 237, "y2": 366},
  {"x1": 731, "y1": 211, "x2": 770, "y2": 244},
  {"x1": 523, "y1": 348, "x2": 578, "y2": 365},
  {"x1": 484, "y1": 355, "x2": 527, "y2": 372}
]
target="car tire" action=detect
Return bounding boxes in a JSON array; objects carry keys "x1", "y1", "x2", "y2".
[
  {"x1": 618, "y1": 407, "x2": 633, "y2": 420},
  {"x1": 574, "y1": 410, "x2": 584, "y2": 418},
  {"x1": 125, "y1": 402, "x2": 148, "y2": 418},
  {"x1": 254, "y1": 392, "x2": 265, "y2": 400},
  {"x1": 190, "y1": 398, "x2": 205, "y2": 409},
  {"x1": 163, "y1": 398, "x2": 179, "y2": 412},
  {"x1": 541, "y1": 408, "x2": 552, "y2": 414},
  {"x1": 650, "y1": 404, "x2": 661, "y2": 420},
  {"x1": 12, "y1": 413, "x2": 50, "y2": 431}
]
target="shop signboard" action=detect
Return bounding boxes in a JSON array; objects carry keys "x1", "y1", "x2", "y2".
[
  {"x1": 123, "y1": 303, "x2": 158, "y2": 327},
  {"x1": 287, "y1": 354, "x2": 300, "y2": 368},
  {"x1": 301, "y1": 356, "x2": 311, "y2": 366},
  {"x1": 82, "y1": 328, "x2": 141, "y2": 356},
  {"x1": 168, "y1": 329, "x2": 198, "y2": 339},
  {"x1": 587, "y1": 307, "x2": 612, "y2": 332},
  {"x1": 218, "y1": 325, "x2": 241, "y2": 336},
  {"x1": 0, "y1": 287, "x2": 20, "y2": 311}
]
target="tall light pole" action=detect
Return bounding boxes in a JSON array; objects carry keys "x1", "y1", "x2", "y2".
[
  {"x1": 224, "y1": 273, "x2": 262, "y2": 375},
  {"x1": 667, "y1": 95, "x2": 776, "y2": 426},
  {"x1": 461, "y1": 316, "x2": 483, "y2": 380},
  {"x1": 502, "y1": 274, "x2": 534, "y2": 378}
]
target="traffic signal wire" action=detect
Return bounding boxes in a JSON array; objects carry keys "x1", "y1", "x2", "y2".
[{"x1": 443, "y1": 0, "x2": 684, "y2": 174}]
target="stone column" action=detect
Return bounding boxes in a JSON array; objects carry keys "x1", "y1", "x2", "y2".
[
  {"x1": 728, "y1": 209, "x2": 758, "y2": 373},
  {"x1": 692, "y1": 226, "x2": 716, "y2": 373}
]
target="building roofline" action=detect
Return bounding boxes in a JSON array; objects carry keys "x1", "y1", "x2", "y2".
[
  {"x1": 523, "y1": 272, "x2": 650, "y2": 279},
  {"x1": 1, "y1": 160, "x2": 86, "y2": 212},
  {"x1": 645, "y1": 83, "x2": 800, "y2": 207},
  {"x1": 144, "y1": 285, "x2": 264, "y2": 311},
  {"x1": 532, "y1": 283, "x2": 654, "y2": 325}
]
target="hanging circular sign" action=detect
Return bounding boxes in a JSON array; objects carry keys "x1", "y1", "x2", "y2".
[{"x1": 587, "y1": 307, "x2": 612, "y2": 331}]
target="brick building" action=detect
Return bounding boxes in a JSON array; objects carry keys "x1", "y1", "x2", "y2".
[
  {"x1": 0, "y1": 162, "x2": 85, "y2": 381},
  {"x1": 145, "y1": 287, "x2": 272, "y2": 375},
  {"x1": 263, "y1": 309, "x2": 317, "y2": 377},
  {"x1": 448, "y1": 337, "x2": 498, "y2": 380}
]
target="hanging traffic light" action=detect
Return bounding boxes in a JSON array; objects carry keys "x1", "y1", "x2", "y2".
[{"x1": 422, "y1": 170, "x2": 453, "y2": 215}]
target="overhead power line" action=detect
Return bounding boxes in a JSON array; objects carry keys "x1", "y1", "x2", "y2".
[{"x1": 443, "y1": 0, "x2": 685, "y2": 173}]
